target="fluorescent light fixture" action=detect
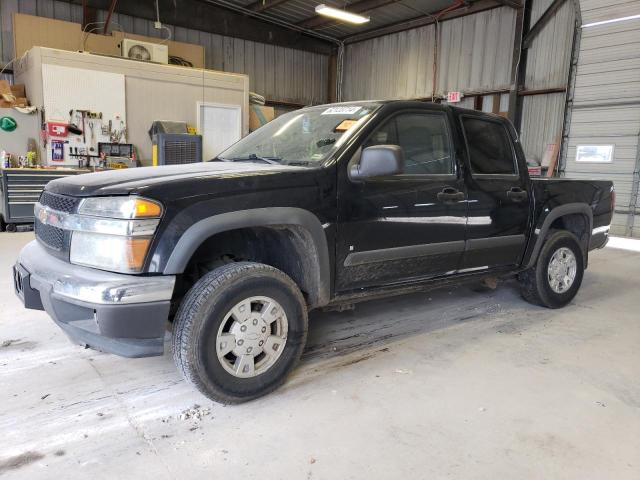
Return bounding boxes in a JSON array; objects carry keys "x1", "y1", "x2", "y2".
[
  {"x1": 582, "y1": 14, "x2": 640, "y2": 28},
  {"x1": 315, "y1": 4, "x2": 370, "y2": 24}
]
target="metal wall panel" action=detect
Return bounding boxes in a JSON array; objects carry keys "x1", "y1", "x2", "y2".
[
  {"x1": 520, "y1": 93, "x2": 567, "y2": 164},
  {"x1": 342, "y1": 7, "x2": 517, "y2": 101},
  {"x1": 518, "y1": 0, "x2": 576, "y2": 164},
  {"x1": 525, "y1": 0, "x2": 575, "y2": 89},
  {"x1": 0, "y1": 0, "x2": 329, "y2": 105},
  {"x1": 564, "y1": 3, "x2": 640, "y2": 237}
]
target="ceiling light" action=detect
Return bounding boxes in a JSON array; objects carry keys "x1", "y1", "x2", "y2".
[
  {"x1": 582, "y1": 14, "x2": 640, "y2": 28},
  {"x1": 315, "y1": 4, "x2": 370, "y2": 24}
]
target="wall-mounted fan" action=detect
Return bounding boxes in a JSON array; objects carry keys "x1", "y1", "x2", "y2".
[{"x1": 121, "y1": 39, "x2": 169, "y2": 64}]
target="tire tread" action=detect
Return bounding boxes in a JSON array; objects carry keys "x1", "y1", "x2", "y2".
[
  {"x1": 518, "y1": 229, "x2": 584, "y2": 309},
  {"x1": 172, "y1": 262, "x2": 307, "y2": 404}
]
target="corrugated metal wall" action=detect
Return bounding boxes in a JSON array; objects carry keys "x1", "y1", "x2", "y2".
[
  {"x1": 564, "y1": 1, "x2": 640, "y2": 237},
  {"x1": 0, "y1": 0, "x2": 329, "y2": 105},
  {"x1": 341, "y1": 2, "x2": 578, "y2": 170},
  {"x1": 341, "y1": 7, "x2": 517, "y2": 101},
  {"x1": 520, "y1": 92, "x2": 568, "y2": 163},
  {"x1": 518, "y1": 0, "x2": 575, "y2": 164}
]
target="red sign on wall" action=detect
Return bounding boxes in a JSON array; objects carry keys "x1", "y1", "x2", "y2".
[
  {"x1": 447, "y1": 91, "x2": 462, "y2": 103},
  {"x1": 47, "y1": 122, "x2": 68, "y2": 137}
]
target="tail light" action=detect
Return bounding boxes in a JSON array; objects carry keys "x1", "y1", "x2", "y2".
[{"x1": 611, "y1": 188, "x2": 616, "y2": 213}]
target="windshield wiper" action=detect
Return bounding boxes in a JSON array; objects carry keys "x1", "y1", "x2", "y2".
[
  {"x1": 286, "y1": 160, "x2": 313, "y2": 166},
  {"x1": 218, "y1": 153, "x2": 282, "y2": 165}
]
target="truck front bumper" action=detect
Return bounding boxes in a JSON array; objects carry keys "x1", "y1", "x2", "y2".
[{"x1": 14, "y1": 240, "x2": 175, "y2": 358}]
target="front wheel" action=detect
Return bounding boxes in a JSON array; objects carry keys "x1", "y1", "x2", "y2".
[
  {"x1": 172, "y1": 262, "x2": 308, "y2": 404},
  {"x1": 519, "y1": 230, "x2": 585, "y2": 309}
]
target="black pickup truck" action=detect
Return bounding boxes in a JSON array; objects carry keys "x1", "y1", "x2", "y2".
[{"x1": 14, "y1": 100, "x2": 614, "y2": 403}]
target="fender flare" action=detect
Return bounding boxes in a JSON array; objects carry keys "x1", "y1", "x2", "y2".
[
  {"x1": 525, "y1": 203, "x2": 593, "y2": 269},
  {"x1": 163, "y1": 207, "x2": 331, "y2": 306}
]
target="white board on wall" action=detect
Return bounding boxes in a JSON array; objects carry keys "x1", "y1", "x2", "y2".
[
  {"x1": 197, "y1": 102, "x2": 242, "y2": 160},
  {"x1": 42, "y1": 64, "x2": 126, "y2": 164}
]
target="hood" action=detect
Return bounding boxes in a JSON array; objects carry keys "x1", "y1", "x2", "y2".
[{"x1": 45, "y1": 161, "x2": 310, "y2": 198}]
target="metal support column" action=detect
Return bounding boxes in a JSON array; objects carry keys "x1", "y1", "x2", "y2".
[
  {"x1": 558, "y1": 0, "x2": 582, "y2": 177},
  {"x1": 625, "y1": 130, "x2": 640, "y2": 237},
  {"x1": 507, "y1": 0, "x2": 529, "y2": 131}
]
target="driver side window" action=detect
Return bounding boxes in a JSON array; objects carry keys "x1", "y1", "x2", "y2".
[{"x1": 364, "y1": 112, "x2": 453, "y2": 175}]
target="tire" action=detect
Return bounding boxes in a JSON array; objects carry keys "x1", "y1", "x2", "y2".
[
  {"x1": 172, "y1": 262, "x2": 308, "y2": 404},
  {"x1": 519, "y1": 230, "x2": 584, "y2": 309},
  {"x1": 5, "y1": 223, "x2": 16, "y2": 232}
]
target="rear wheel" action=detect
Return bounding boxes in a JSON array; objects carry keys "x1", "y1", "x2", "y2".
[
  {"x1": 172, "y1": 262, "x2": 308, "y2": 404},
  {"x1": 519, "y1": 230, "x2": 584, "y2": 308}
]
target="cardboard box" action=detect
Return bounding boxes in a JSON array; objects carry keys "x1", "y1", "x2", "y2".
[
  {"x1": 13, "y1": 13, "x2": 205, "y2": 69},
  {"x1": 0, "y1": 80, "x2": 11, "y2": 97},
  {"x1": 0, "y1": 98, "x2": 28, "y2": 108},
  {"x1": 249, "y1": 105, "x2": 275, "y2": 131},
  {"x1": 0, "y1": 81, "x2": 28, "y2": 107},
  {"x1": 10, "y1": 84, "x2": 26, "y2": 98}
]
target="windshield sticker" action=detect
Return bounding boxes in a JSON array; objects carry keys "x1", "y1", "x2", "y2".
[
  {"x1": 334, "y1": 119, "x2": 358, "y2": 132},
  {"x1": 302, "y1": 115, "x2": 311, "y2": 134},
  {"x1": 322, "y1": 106, "x2": 362, "y2": 115}
]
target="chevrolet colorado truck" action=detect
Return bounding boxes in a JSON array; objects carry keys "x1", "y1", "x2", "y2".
[{"x1": 14, "y1": 101, "x2": 614, "y2": 403}]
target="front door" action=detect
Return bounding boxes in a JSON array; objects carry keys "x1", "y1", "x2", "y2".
[
  {"x1": 458, "y1": 114, "x2": 531, "y2": 270},
  {"x1": 336, "y1": 109, "x2": 468, "y2": 291}
]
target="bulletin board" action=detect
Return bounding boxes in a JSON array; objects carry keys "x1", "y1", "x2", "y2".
[{"x1": 42, "y1": 64, "x2": 127, "y2": 165}]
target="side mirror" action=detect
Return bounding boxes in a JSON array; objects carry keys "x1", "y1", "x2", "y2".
[{"x1": 350, "y1": 145, "x2": 404, "y2": 181}]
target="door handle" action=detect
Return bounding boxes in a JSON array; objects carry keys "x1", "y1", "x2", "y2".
[
  {"x1": 507, "y1": 187, "x2": 528, "y2": 202},
  {"x1": 437, "y1": 188, "x2": 465, "y2": 204}
]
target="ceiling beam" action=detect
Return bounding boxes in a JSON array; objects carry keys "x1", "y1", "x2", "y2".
[
  {"x1": 494, "y1": 0, "x2": 523, "y2": 8},
  {"x1": 60, "y1": 0, "x2": 336, "y2": 55},
  {"x1": 298, "y1": 0, "x2": 402, "y2": 29},
  {"x1": 343, "y1": 0, "x2": 505, "y2": 43},
  {"x1": 245, "y1": 0, "x2": 291, "y2": 13},
  {"x1": 522, "y1": 0, "x2": 567, "y2": 48}
]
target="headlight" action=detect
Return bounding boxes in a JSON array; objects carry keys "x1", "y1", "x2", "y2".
[
  {"x1": 79, "y1": 196, "x2": 162, "y2": 219},
  {"x1": 67, "y1": 196, "x2": 162, "y2": 273}
]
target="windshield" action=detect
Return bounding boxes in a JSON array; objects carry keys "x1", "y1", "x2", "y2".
[{"x1": 216, "y1": 102, "x2": 381, "y2": 166}]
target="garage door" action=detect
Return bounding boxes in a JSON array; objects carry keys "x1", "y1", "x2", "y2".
[{"x1": 564, "y1": 0, "x2": 640, "y2": 237}]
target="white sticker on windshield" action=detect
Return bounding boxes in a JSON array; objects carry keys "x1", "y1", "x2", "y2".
[{"x1": 321, "y1": 106, "x2": 362, "y2": 115}]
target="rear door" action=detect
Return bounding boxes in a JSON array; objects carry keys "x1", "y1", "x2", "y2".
[{"x1": 458, "y1": 114, "x2": 531, "y2": 271}]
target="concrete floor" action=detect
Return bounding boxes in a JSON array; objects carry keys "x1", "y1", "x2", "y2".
[{"x1": 0, "y1": 232, "x2": 638, "y2": 479}]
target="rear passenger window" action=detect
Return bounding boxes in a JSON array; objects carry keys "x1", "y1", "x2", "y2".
[
  {"x1": 462, "y1": 117, "x2": 516, "y2": 175},
  {"x1": 365, "y1": 112, "x2": 453, "y2": 175}
]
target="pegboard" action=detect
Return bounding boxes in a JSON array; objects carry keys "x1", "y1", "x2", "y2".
[{"x1": 42, "y1": 64, "x2": 127, "y2": 165}]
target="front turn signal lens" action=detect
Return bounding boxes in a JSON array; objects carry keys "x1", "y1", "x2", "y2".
[
  {"x1": 133, "y1": 198, "x2": 163, "y2": 218},
  {"x1": 70, "y1": 232, "x2": 152, "y2": 273}
]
